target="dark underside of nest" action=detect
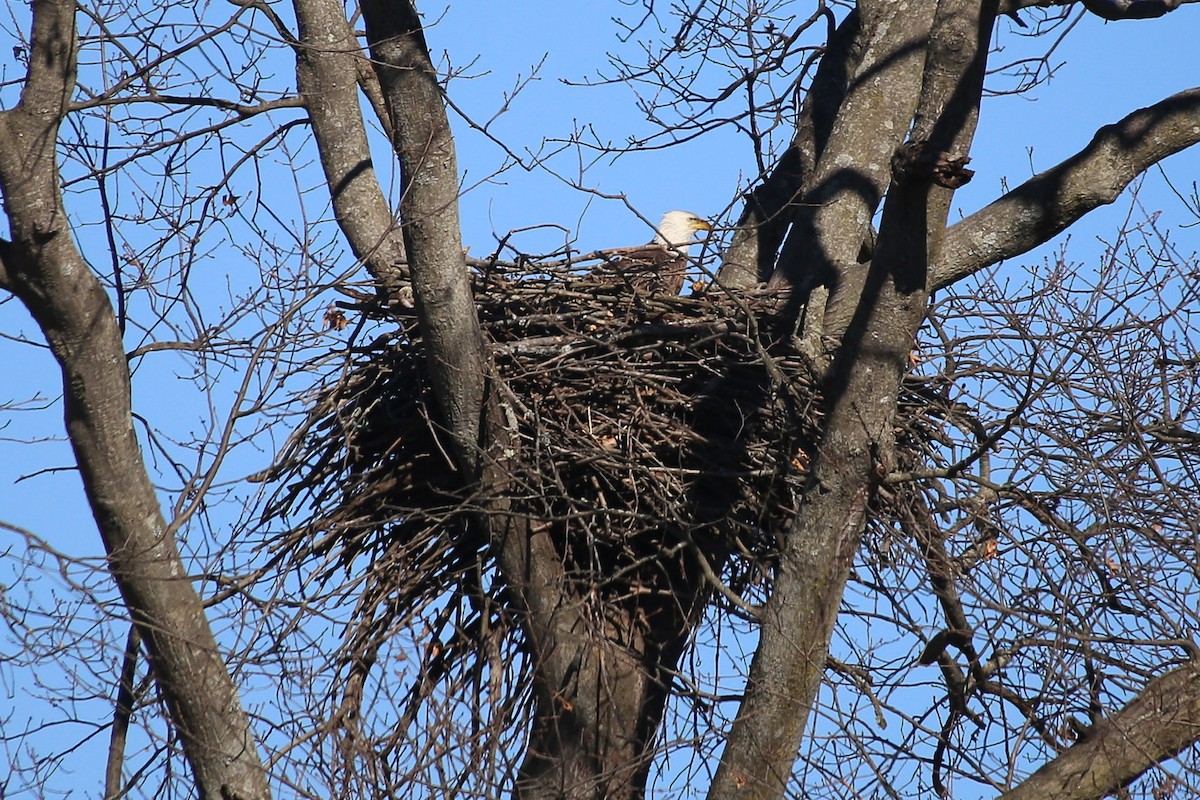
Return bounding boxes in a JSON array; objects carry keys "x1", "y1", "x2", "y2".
[{"x1": 264, "y1": 259, "x2": 941, "y2": 720}]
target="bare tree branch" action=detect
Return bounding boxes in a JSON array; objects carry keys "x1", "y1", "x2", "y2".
[
  {"x1": 999, "y1": 0, "x2": 1199, "y2": 18},
  {"x1": 718, "y1": 9, "x2": 860, "y2": 288},
  {"x1": 935, "y1": 87, "x2": 1200, "y2": 290},
  {"x1": 293, "y1": 0, "x2": 409, "y2": 295},
  {"x1": 103, "y1": 624, "x2": 141, "y2": 800},
  {"x1": 769, "y1": 0, "x2": 931, "y2": 293},
  {"x1": 1001, "y1": 659, "x2": 1200, "y2": 800}
]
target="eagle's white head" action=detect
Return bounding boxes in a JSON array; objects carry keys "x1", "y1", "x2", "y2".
[{"x1": 653, "y1": 210, "x2": 712, "y2": 253}]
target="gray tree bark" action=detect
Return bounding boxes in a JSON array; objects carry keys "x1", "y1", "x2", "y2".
[
  {"x1": 353, "y1": 5, "x2": 704, "y2": 798},
  {"x1": 709, "y1": 0, "x2": 996, "y2": 796},
  {"x1": 312, "y1": 3, "x2": 1200, "y2": 798},
  {"x1": 935, "y1": 87, "x2": 1200, "y2": 290},
  {"x1": 10, "y1": 0, "x2": 1200, "y2": 797},
  {"x1": 359, "y1": 0, "x2": 487, "y2": 476},
  {"x1": 999, "y1": 660, "x2": 1200, "y2": 800},
  {"x1": 718, "y1": 10, "x2": 864, "y2": 289},
  {"x1": 0, "y1": 2, "x2": 270, "y2": 798},
  {"x1": 292, "y1": 0, "x2": 409, "y2": 295}
]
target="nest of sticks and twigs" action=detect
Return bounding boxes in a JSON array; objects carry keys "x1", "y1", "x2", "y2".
[{"x1": 262, "y1": 254, "x2": 943, "y2": 722}]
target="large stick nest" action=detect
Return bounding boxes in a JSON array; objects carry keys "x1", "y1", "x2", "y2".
[{"x1": 262, "y1": 255, "x2": 943, "y2": 725}]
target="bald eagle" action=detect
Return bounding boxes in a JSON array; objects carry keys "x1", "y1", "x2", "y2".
[{"x1": 592, "y1": 210, "x2": 713, "y2": 295}]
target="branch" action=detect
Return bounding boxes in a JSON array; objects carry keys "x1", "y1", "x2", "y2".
[
  {"x1": 706, "y1": 0, "x2": 956, "y2": 795},
  {"x1": 104, "y1": 624, "x2": 141, "y2": 800},
  {"x1": 1080, "y1": 0, "x2": 1181, "y2": 18},
  {"x1": 935, "y1": 87, "x2": 1200, "y2": 290},
  {"x1": 717, "y1": 8, "x2": 851, "y2": 288},
  {"x1": 0, "y1": 238, "x2": 11, "y2": 291},
  {"x1": 16, "y1": 0, "x2": 75, "y2": 116},
  {"x1": 360, "y1": 0, "x2": 487, "y2": 475},
  {"x1": 769, "y1": 6, "x2": 926, "y2": 291},
  {"x1": 998, "y1": 0, "x2": 1198, "y2": 18},
  {"x1": 71, "y1": 93, "x2": 303, "y2": 117},
  {"x1": 1000, "y1": 659, "x2": 1200, "y2": 800},
  {"x1": 292, "y1": 0, "x2": 409, "y2": 294}
]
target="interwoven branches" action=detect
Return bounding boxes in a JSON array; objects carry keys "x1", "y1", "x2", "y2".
[{"x1": 260, "y1": 257, "x2": 945, "y2": 774}]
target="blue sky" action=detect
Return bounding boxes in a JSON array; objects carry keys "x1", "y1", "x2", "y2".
[
  {"x1": 430, "y1": 2, "x2": 1200, "y2": 258},
  {"x1": 1, "y1": 1, "x2": 1199, "y2": 797}
]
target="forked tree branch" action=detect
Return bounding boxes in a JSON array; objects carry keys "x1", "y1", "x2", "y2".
[
  {"x1": 356, "y1": 9, "x2": 650, "y2": 798},
  {"x1": 292, "y1": 0, "x2": 409, "y2": 295},
  {"x1": 718, "y1": 8, "x2": 860, "y2": 288}
]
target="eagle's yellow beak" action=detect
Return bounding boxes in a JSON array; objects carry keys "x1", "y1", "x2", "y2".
[{"x1": 693, "y1": 218, "x2": 713, "y2": 233}]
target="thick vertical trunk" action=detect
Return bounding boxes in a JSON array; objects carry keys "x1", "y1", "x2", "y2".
[
  {"x1": 708, "y1": 1, "x2": 996, "y2": 798},
  {"x1": 355, "y1": 7, "x2": 684, "y2": 798},
  {"x1": 515, "y1": 621, "x2": 678, "y2": 800},
  {"x1": 0, "y1": 3, "x2": 269, "y2": 798},
  {"x1": 359, "y1": 0, "x2": 487, "y2": 476}
]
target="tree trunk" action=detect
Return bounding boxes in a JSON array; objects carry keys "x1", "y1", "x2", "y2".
[
  {"x1": 514, "y1": 614, "x2": 684, "y2": 800},
  {"x1": 709, "y1": 0, "x2": 996, "y2": 797},
  {"x1": 359, "y1": 0, "x2": 487, "y2": 477},
  {"x1": 0, "y1": 2, "x2": 270, "y2": 798},
  {"x1": 354, "y1": 6, "x2": 707, "y2": 797},
  {"x1": 292, "y1": 0, "x2": 409, "y2": 295}
]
